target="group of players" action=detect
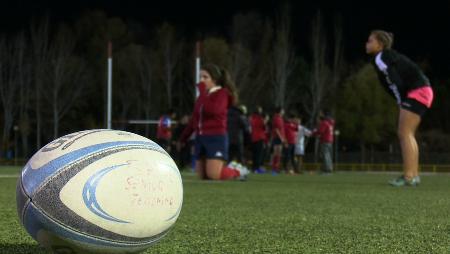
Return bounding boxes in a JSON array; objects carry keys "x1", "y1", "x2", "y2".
[{"x1": 157, "y1": 30, "x2": 434, "y2": 187}]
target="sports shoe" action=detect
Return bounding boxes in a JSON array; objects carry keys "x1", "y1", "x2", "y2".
[
  {"x1": 389, "y1": 175, "x2": 419, "y2": 187},
  {"x1": 228, "y1": 161, "x2": 239, "y2": 170},
  {"x1": 413, "y1": 176, "x2": 421, "y2": 185},
  {"x1": 228, "y1": 161, "x2": 249, "y2": 180},
  {"x1": 271, "y1": 170, "x2": 279, "y2": 176},
  {"x1": 237, "y1": 164, "x2": 250, "y2": 177},
  {"x1": 255, "y1": 168, "x2": 266, "y2": 174}
]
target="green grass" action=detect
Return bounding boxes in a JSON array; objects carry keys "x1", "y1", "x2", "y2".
[{"x1": 1, "y1": 166, "x2": 450, "y2": 253}]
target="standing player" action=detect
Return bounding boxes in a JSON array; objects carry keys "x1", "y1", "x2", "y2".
[
  {"x1": 270, "y1": 107, "x2": 286, "y2": 175},
  {"x1": 156, "y1": 109, "x2": 176, "y2": 152},
  {"x1": 312, "y1": 111, "x2": 335, "y2": 174},
  {"x1": 179, "y1": 64, "x2": 248, "y2": 180},
  {"x1": 227, "y1": 104, "x2": 249, "y2": 164},
  {"x1": 249, "y1": 106, "x2": 267, "y2": 173},
  {"x1": 366, "y1": 30, "x2": 434, "y2": 186},
  {"x1": 283, "y1": 112, "x2": 298, "y2": 174},
  {"x1": 294, "y1": 116, "x2": 311, "y2": 174}
]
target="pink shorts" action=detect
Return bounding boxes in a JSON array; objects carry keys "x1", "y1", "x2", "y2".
[{"x1": 407, "y1": 86, "x2": 434, "y2": 108}]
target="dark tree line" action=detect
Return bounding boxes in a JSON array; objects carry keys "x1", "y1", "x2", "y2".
[{"x1": 0, "y1": 8, "x2": 448, "y2": 160}]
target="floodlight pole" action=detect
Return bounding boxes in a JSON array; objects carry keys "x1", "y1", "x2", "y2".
[
  {"x1": 107, "y1": 41, "x2": 113, "y2": 129},
  {"x1": 195, "y1": 41, "x2": 201, "y2": 98},
  {"x1": 14, "y1": 125, "x2": 18, "y2": 166},
  {"x1": 334, "y1": 129, "x2": 340, "y2": 168}
]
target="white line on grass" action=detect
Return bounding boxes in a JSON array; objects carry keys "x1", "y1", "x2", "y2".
[
  {"x1": 182, "y1": 179, "x2": 224, "y2": 183},
  {"x1": 0, "y1": 174, "x2": 19, "y2": 178}
]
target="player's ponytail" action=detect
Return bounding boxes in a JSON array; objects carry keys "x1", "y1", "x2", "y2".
[
  {"x1": 371, "y1": 30, "x2": 394, "y2": 49},
  {"x1": 219, "y1": 68, "x2": 239, "y2": 106}
]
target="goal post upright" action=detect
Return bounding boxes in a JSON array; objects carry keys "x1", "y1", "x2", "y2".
[
  {"x1": 107, "y1": 41, "x2": 113, "y2": 129},
  {"x1": 195, "y1": 41, "x2": 201, "y2": 98}
]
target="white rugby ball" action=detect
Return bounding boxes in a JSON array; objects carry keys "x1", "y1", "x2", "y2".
[{"x1": 16, "y1": 129, "x2": 183, "y2": 254}]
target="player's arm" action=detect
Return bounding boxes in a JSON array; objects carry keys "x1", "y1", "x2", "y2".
[
  {"x1": 179, "y1": 117, "x2": 195, "y2": 144},
  {"x1": 275, "y1": 123, "x2": 286, "y2": 143},
  {"x1": 303, "y1": 126, "x2": 312, "y2": 136},
  {"x1": 312, "y1": 122, "x2": 325, "y2": 137}
]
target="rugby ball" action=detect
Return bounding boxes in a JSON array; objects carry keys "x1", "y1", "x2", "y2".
[{"x1": 16, "y1": 129, "x2": 183, "y2": 254}]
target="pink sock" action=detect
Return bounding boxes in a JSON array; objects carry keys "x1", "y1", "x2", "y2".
[
  {"x1": 272, "y1": 155, "x2": 280, "y2": 171},
  {"x1": 220, "y1": 166, "x2": 240, "y2": 180}
]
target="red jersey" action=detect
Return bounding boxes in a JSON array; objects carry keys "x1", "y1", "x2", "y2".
[
  {"x1": 180, "y1": 83, "x2": 233, "y2": 142},
  {"x1": 284, "y1": 120, "x2": 298, "y2": 145},
  {"x1": 271, "y1": 113, "x2": 286, "y2": 141},
  {"x1": 156, "y1": 115, "x2": 172, "y2": 140},
  {"x1": 249, "y1": 113, "x2": 266, "y2": 142},
  {"x1": 313, "y1": 118, "x2": 335, "y2": 143}
]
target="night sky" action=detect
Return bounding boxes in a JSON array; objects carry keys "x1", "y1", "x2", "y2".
[{"x1": 2, "y1": 0, "x2": 450, "y2": 76}]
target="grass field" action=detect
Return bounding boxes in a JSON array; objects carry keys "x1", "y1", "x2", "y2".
[{"x1": 1, "y1": 166, "x2": 450, "y2": 253}]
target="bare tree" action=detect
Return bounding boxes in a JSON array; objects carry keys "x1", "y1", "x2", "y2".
[
  {"x1": 304, "y1": 11, "x2": 330, "y2": 163},
  {"x1": 304, "y1": 11, "x2": 345, "y2": 162},
  {"x1": 30, "y1": 17, "x2": 51, "y2": 149},
  {"x1": 330, "y1": 14, "x2": 345, "y2": 101},
  {"x1": 155, "y1": 23, "x2": 183, "y2": 108},
  {"x1": 304, "y1": 11, "x2": 329, "y2": 126},
  {"x1": 304, "y1": 12, "x2": 345, "y2": 124},
  {"x1": 174, "y1": 47, "x2": 195, "y2": 112},
  {"x1": 229, "y1": 43, "x2": 251, "y2": 96},
  {"x1": 45, "y1": 25, "x2": 87, "y2": 138},
  {"x1": 0, "y1": 33, "x2": 27, "y2": 156},
  {"x1": 17, "y1": 33, "x2": 33, "y2": 158},
  {"x1": 271, "y1": 4, "x2": 296, "y2": 108},
  {"x1": 248, "y1": 19, "x2": 274, "y2": 108},
  {"x1": 230, "y1": 13, "x2": 260, "y2": 100},
  {"x1": 135, "y1": 47, "x2": 155, "y2": 137},
  {"x1": 114, "y1": 44, "x2": 142, "y2": 129},
  {"x1": 202, "y1": 37, "x2": 231, "y2": 69}
]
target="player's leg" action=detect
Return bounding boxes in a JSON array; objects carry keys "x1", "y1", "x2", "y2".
[
  {"x1": 251, "y1": 141, "x2": 258, "y2": 171},
  {"x1": 205, "y1": 159, "x2": 225, "y2": 179},
  {"x1": 206, "y1": 158, "x2": 248, "y2": 180},
  {"x1": 289, "y1": 145, "x2": 296, "y2": 174},
  {"x1": 295, "y1": 155, "x2": 304, "y2": 174},
  {"x1": 194, "y1": 136, "x2": 207, "y2": 179},
  {"x1": 398, "y1": 108, "x2": 421, "y2": 179},
  {"x1": 322, "y1": 143, "x2": 333, "y2": 173},
  {"x1": 228, "y1": 143, "x2": 237, "y2": 163},
  {"x1": 282, "y1": 145, "x2": 289, "y2": 173},
  {"x1": 204, "y1": 135, "x2": 245, "y2": 180},
  {"x1": 390, "y1": 88, "x2": 433, "y2": 186},
  {"x1": 272, "y1": 145, "x2": 282, "y2": 172},
  {"x1": 196, "y1": 159, "x2": 207, "y2": 179},
  {"x1": 390, "y1": 98, "x2": 429, "y2": 186},
  {"x1": 237, "y1": 141, "x2": 244, "y2": 164},
  {"x1": 271, "y1": 138, "x2": 283, "y2": 174}
]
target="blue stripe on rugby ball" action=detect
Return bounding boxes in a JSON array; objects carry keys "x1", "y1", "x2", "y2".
[
  {"x1": 16, "y1": 177, "x2": 30, "y2": 224},
  {"x1": 82, "y1": 163, "x2": 130, "y2": 224},
  {"x1": 23, "y1": 201, "x2": 168, "y2": 248},
  {"x1": 22, "y1": 141, "x2": 165, "y2": 196}
]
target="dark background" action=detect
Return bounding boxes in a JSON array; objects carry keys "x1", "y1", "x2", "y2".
[
  {"x1": 2, "y1": 1, "x2": 449, "y2": 75},
  {"x1": 0, "y1": 0, "x2": 449, "y2": 162}
]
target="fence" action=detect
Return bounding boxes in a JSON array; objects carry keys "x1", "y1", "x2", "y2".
[
  {"x1": 2, "y1": 158, "x2": 450, "y2": 174},
  {"x1": 302, "y1": 163, "x2": 450, "y2": 173}
]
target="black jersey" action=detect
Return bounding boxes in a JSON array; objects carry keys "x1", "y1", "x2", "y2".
[{"x1": 372, "y1": 49, "x2": 430, "y2": 104}]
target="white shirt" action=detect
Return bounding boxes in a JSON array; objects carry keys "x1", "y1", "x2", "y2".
[{"x1": 295, "y1": 125, "x2": 312, "y2": 155}]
